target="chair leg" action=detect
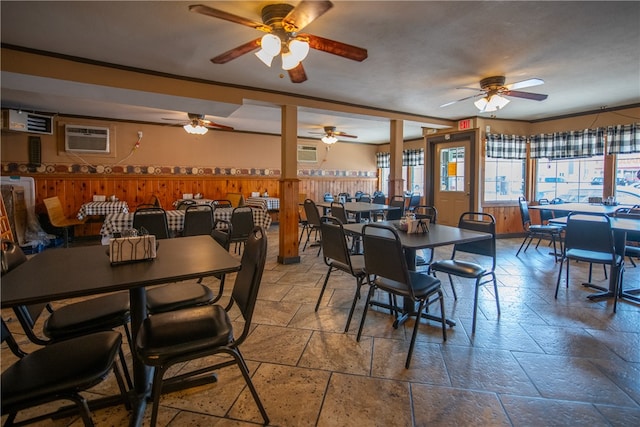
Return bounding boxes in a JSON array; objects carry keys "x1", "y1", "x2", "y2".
[
  {"x1": 447, "y1": 274, "x2": 457, "y2": 300},
  {"x1": 405, "y1": 298, "x2": 426, "y2": 368},
  {"x1": 149, "y1": 365, "x2": 167, "y2": 427},
  {"x1": 472, "y1": 280, "x2": 480, "y2": 334},
  {"x1": 555, "y1": 257, "x2": 565, "y2": 299},
  {"x1": 232, "y1": 348, "x2": 270, "y2": 425},
  {"x1": 516, "y1": 235, "x2": 530, "y2": 256},
  {"x1": 315, "y1": 268, "x2": 332, "y2": 311},
  {"x1": 491, "y1": 273, "x2": 500, "y2": 317},
  {"x1": 357, "y1": 285, "x2": 376, "y2": 341},
  {"x1": 344, "y1": 277, "x2": 365, "y2": 333}
]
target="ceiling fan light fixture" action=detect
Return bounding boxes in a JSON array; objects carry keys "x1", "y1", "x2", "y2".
[
  {"x1": 474, "y1": 94, "x2": 510, "y2": 113},
  {"x1": 321, "y1": 135, "x2": 338, "y2": 144},
  {"x1": 183, "y1": 123, "x2": 209, "y2": 135},
  {"x1": 288, "y1": 39, "x2": 309, "y2": 62},
  {"x1": 281, "y1": 50, "x2": 300, "y2": 70},
  {"x1": 255, "y1": 34, "x2": 281, "y2": 66}
]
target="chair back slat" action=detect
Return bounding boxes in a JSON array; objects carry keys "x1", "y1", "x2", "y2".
[
  {"x1": 183, "y1": 205, "x2": 214, "y2": 237},
  {"x1": 133, "y1": 207, "x2": 169, "y2": 239},
  {"x1": 565, "y1": 213, "x2": 615, "y2": 256},
  {"x1": 453, "y1": 212, "x2": 496, "y2": 260},
  {"x1": 330, "y1": 202, "x2": 349, "y2": 224},
  {"x1": 362, "y1": 224, "x2": 411, "y2": 291},
  {"x1": 231, "y1": 227, "x2": 267, "y2": 345},
  {"x1": 303, "y1": 199, "x2": 323, "y2": 227},
  {"x1": 320, "y1": 216, "x2": 352, "y2": 268}
]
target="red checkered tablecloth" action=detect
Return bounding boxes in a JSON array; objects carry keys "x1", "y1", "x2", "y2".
[
  {"x1": 77, "y1": 201, "x2": 129, "y2": 219},
  {"x1": 100, "y1": 207, "x2": 272, "y2": 241}
]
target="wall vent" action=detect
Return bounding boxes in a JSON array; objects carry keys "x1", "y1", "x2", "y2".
[
  {"x1": 65, "y1": 125, "x2": 110, "y2": 154},
  {"x1": 297, "y1": 145, "x2": 317, "y2": 163},
  {"x1": 2, "y1": 109, "x2": 53, "y2": 135}
]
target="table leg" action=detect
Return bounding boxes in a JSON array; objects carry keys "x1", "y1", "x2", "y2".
[{"x1": 586, "y1": 229, "x2": 625, "y2": 301}]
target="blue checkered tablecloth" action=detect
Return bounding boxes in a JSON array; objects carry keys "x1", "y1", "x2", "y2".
[
  {"x1": 77, "y1": 201, "x2": 129, "y2": 219},
  {"x1": 100, "y1": 207, "x2": 272, "y2": 240}
]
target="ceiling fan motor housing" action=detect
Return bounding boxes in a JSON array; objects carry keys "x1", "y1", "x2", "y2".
[{"x1": 262, "y1": 3, "x2": 294, "y2": 35}]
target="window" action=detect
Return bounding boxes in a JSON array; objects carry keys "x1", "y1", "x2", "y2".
[
  {"x1": 484, "y1": 158, "x2": 525, "y2": 202},
  {"x1": 440, "y1": 146, "x2": 465, "y2": 191},
  {"x1": 535, "y1": 156, "x2": 604, "y2": 202}
]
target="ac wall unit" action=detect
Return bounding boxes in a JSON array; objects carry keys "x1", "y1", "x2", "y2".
[
  {"x1": 297, "y1": 145, "x2": 317, "y2": 163},
  {"x1": 65, "y1": 125, "x2": 110, "y2": 154},
  {"x1": 2, "y1": 109, "x2": 53, "y2": 135}
]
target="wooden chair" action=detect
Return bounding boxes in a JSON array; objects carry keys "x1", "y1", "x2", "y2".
[{"x1": 43, "y1": 196, "x2": 86, "y2": 247}]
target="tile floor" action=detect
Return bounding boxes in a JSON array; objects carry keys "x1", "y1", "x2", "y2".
[{"x1": 2, "y1": 228, "x2": 639, "y2": 426}]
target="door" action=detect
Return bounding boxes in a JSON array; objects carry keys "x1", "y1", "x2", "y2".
[{"x1": 434, "y1": 140, "x2": 471, "y2": 226}]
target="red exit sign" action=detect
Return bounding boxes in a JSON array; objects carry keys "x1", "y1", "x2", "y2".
[{"x1": 458, "y1": 119, "x2": 472, "y2": 130}]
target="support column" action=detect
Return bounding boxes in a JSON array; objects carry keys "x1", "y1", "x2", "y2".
[
  {"x1": 389, "y1": 119, "x2": 405, "y2": 197},
  {"x1": 278, "y1": 104, "x2": 301, "y2": 264}
]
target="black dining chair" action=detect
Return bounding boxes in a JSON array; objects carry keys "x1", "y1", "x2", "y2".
[
  {"x1": 357, "y1": 223, "x2": 446, "y2": 368},
  {"x1": 413, "y1": 205, "x2": 438, "y2": 264},
  {"x1": 135, "y1": 227, "x2": 270, "y2": 427},
  {"x1": 429, "y1": 212, "x2": 499, "y2": 334},
  {"x1": 613, "y1": 206, "x2": 640, "y2": 267},
  {"x1": 371, "y1": 192, "x2": 387, "y2": 221},
  {"x1": 385, "y1": 195, "x2": 405, "y2": 220},
  {"x1": 302, "y1": 199, "x2": 323, "y2": 255},
  {"x1": 132, "y1": 207, "x2": 169, "y2": 238},
  {"x1": 555, "y1": 212, "x2": 624, "y2": 312},
  {"x1": 229, "y1": 205, "x2": 255, "y2": 254},
  {"x1": 212, "y1": 199, "x2": 233, "y2": 208},
  {"x1": 144, "y1": 206, "x2": 219, "y2": 314},
  {"x1": 315, "y1": 216, "x2": 369, "y2": 332},
  {"x1": 176, "y1": 199, "x2": 197, "y2": 211},
  {"x1": 182, "y1": 204, "x2": 215, "y2": 236},
  {"x1": 516, "y1": 197, "x2": 563, "y2": 261},
  {"x1": 1, "y1": 318, "x2": 129, "y2": 427},
  {"x1": 1, "y1": 239, "x2": 134, "y2": 391}
]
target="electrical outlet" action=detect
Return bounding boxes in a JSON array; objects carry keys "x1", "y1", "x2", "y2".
[{"x1": 138, "y1": 131, "x2": 143, "y2": 138}]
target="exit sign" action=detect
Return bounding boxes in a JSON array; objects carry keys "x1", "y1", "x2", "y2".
[{"x1": 458, "y1": 119, "x2": 472, "y2": 130}]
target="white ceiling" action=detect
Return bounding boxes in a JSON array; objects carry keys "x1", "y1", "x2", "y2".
[{"x1": 1, "y1": 1, "x2": 639, "y2": 144}]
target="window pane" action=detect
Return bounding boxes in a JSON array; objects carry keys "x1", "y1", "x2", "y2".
[
  {"x1": 379, "y1": 167, "x2": 390, "y2": 196},
  {"x1": 410, "y1": 165, "x2": 424, "y2": 196},
  {"x1": 484, "y1": 158, "x2": 525, "y2": 202},
  {"x1": 615, "y1": 152, "x2": 640, "y2": 205},
  {"x1": 535, "y1": 156, "x2": 604, "y2": 202},
  {"x1": 440, "y1": 147, "x2": 465, "y2": 191}
]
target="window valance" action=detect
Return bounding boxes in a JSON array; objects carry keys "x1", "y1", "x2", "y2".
[
  {"x1": 607, "y1": 123, "x2": 640, "y2": 154},
  {"x1": 485, "y1": 134, "x2": 527, "y2": 159},
  {"x1": 376, "y1": 148, "x2": 424, "y2": 167},
  {"x1": 529, "y1": 129, "x2": 604, "y2": 159}
]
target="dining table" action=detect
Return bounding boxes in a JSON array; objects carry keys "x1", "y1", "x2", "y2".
[
  {"x1": 529, "y1": 202, "x2": 635, "y2": 216},
  {"x1": 100, "y1": 207, "x2": 272, "y2": 244},
  {"x1": 316, "y1": 201, "x2": 400, "y2": 222},
  {"x1": 1, "y1": 235, "x2": 241, "y2": 427},
  {"x1": 549, "y1": 214, "x2": 640, "y2": 304},
  {"x1": 342, "y1": 220, "x2": 492, "y2": 327},
  {"x1": 76, "y1": 200, "x2": 129, "y2": 220}
]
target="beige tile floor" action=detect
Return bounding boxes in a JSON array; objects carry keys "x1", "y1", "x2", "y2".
[{"x1": 2, "y1": 227, "x2": 639, "y2": 426}]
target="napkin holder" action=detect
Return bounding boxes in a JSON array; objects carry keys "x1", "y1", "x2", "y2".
[
  {"x1": 407, "y1": 218, "x2": 429, "y2": 234},
  {"x1": 109, "y1": 235, "x2": 157, "y2": 265}
]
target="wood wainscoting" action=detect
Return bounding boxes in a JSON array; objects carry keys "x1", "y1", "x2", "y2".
[{"x1": 21, "y1": 174, "x2": 377, "y2": 237}]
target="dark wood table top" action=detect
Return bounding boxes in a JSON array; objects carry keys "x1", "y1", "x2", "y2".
[
  {"x1": 529, "y1": 202, "x2": 635, "y2": 216},
  {"x1": 549, "y1": 215, "x2": 640, "y2": 232},
  {"x1": 342, "y1": 221, "x2": 491, "y2": 250},
  {"x1": 1, "y1": 235, "x2": 241, "y2": 307},
  {"x1": 316, "y1": 201, "x2": 398, "y2": 212}
]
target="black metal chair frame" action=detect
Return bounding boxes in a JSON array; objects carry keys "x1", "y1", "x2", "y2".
[
  {"x1": 302, "y1": 199, "x2": 323, "y2": 255},
  {"x1": 315, "y1": 216, "x2": 369, "y2": 332},
  {"x1": 554, "y1": 212, "x2": 625, "y2": 312},
  {"x1": 132, "y1": 207, "x2": 170, "y2": 239},
  {"x1": 1, "y1": 319, "x2": 129, "y2": 427},
  {"x1": 385, "y1": 195, "x2": 405, "y2": 221},
  {"x1": 429, "y1": 212, "x2": 499, "y2": 334},
  {"x1": 135, "y1": 227, "x2": 270, "y2": 427},
  {"x1": 516, "y1": 197, "x2": 563, "y2": 262},
  {"x1": 357, "y1": 223, "x2": 446, "y2": 368},
  {"x1": 182, "y1": 204, "x2": 215, "y2": 237},
  {"x1": 229, "y1": 206, "x2": 255, "y2": 254}
]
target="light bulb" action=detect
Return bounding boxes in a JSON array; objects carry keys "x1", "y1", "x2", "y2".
[{"x1": 322, "y1": 135, "x2": 338, "y2": 144}]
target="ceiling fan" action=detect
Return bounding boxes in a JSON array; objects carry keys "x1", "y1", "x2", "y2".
[
  {"x1": 440, "y1": 76, "x2": 548, "y2": 112},
  {"x1": 189, "y1": 1, "x2": 368, "y2": 83},
  {"x1": 163, "y1": 113, "x2": 234, "y2": 135},
  {"x1": 309, "y1": 126, "x2": 357, "y2": 144}
]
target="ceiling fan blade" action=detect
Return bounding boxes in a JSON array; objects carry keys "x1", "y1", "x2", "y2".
[
  {"x1": 283, "y1": 0, "x2": 333, "y2": 33},
  {"x1": 440, "y1": 93, "x2": 484, "y2": 108},
  {"x1": 210, "y1": 38, "x2": 261, "y2": 64},
  {"x1": 505, "y1": 78, "x2": 544, "y2": 90},
  {"x1": 203, "y1": 121, "x2": 234, "y2": 131},
  {"x1": 189, "y1": 4, "x2": 271, "y2": 32},
  {"x1": 334, "y1": 132, "x2": 357, "y2": 138},
  {"x1": 504, "y1": 90, "x2": 548, "y2": 101},
  {"x1": 303, "y1": 34, "x2": 368, "y2": 62},
  {"x1": 288, "y1": 62, "x2": 308, "y2": 83}
]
